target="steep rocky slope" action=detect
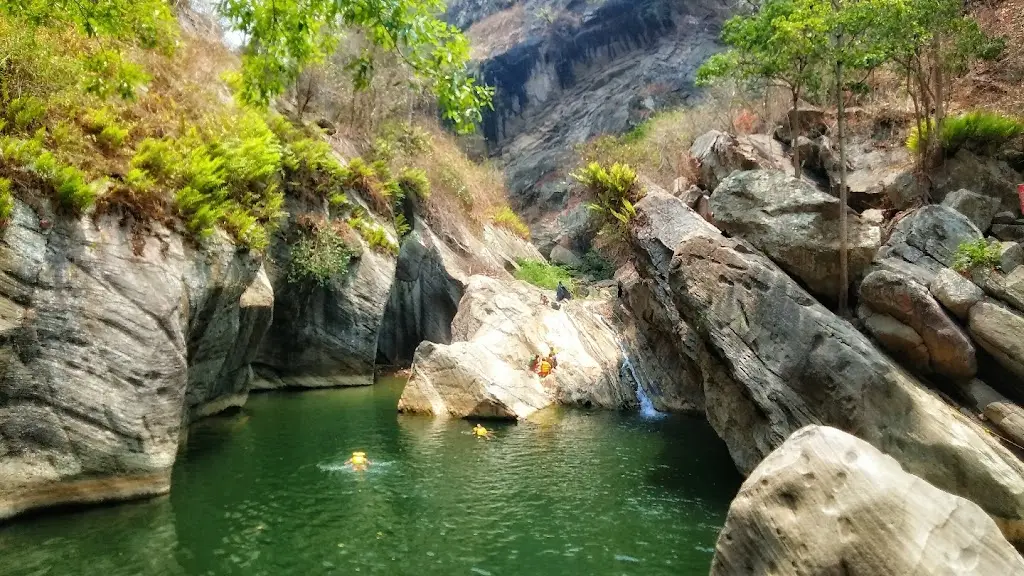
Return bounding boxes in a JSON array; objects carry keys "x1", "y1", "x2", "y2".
[{"x1": 449, "y1": 0, "x2": 730, "y2": 209}]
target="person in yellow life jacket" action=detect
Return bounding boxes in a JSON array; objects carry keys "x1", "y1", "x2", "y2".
[
  {"x1": 538, "y1": 358, "x2": 552, "y2": 377},
  {"x1": 472, "y1": 424, "x2": 492, "y2": 439},
  {"x1": 345, "y1": 451, "x2": 370, "y2": 471}
]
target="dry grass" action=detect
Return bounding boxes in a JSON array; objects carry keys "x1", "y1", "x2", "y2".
[
  {"x1": 956, "y1": 0, "x2": 1024, "y2": 115},
  {"x1": 466, "y1": 5, "x2": 528, "y2": 60}
]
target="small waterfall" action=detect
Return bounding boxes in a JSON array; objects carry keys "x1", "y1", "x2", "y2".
[{"x1": 593, "y1": 314, "x2": 662, "y2": 418}]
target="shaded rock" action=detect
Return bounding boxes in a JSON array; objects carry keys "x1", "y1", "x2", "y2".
[
  {"x1": 844, "y1": 142, "x2": 914, "y2": 211},
  {"x1": 930, "y1": 267, "x2": 985, "y2": 320},
  {"x1": 999, "y1": 242, "x2": 1024, "y2": 274},
  {"x1": 993, "y1": 224, "x2": 1024, "y2": 242},
  {"x1": 878, "y1": 205, "x2": 983, "y2": 273},
  {"x1": 942, "y1": 188, "x2": 1001, "y2": 232},
  {"x1": 859, "y1": 270, "x2": 975, "y2": 379},
  {"x1": 398, "y1": 275, "x2": 637, "y2": 419},
  {"x1": 710, "y1": 170, "x2": 880, "y2": 299},
  {"x1": 969, "y1": 302, "x2": 1024, "y2": 381},
  {"x1": 0, "y1": 202, "x2": 269, "y2": 521},
  {"x1": 711, "y1": 425, "x2": 1024, "y2": 576},
  {"x1": 934, "y1": 149, "x2": 1024, "y2": 215},
  {"x1": 882, "y1": 169, "x2": 924, "y2": 210},
  {"x1": 678, "y1": 184, "x2": 704, "y2": 209},
  {"x1": 549, "y1": 245, "x2": 582, "y2": 268},
  {"x1": 958, "y1": 379, "x2": 1024, "y2": 449},
  {"x1": 639, "y1": 197, "x2": 1024, "y2": 538},
  {"x1": 995, "y1": 211, "x2": 1018, "y2": 225}
]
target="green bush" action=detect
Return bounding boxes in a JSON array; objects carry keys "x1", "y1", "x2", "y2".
[
  {"x1": 907, "y1": 111, "x2": 1024, "y2": 155},
  {"x1": 6, "y1": 96, "x2": 47, "y2": 132},
  {"x1": 571, "y1": 161, "x2": 642, "y2": 239},
  {"x1": 348, "y1": 216, "x2": 399, "y2": 255},
  {"x1": 342, "y1": 157, "x2": 391, "y2": 215},
  {"x1": 952, "y1": 238, "x2": 1002, "y2": 273},
  {"x1": 0, "y1": 177, "x2": 14, "y2": 224},
  {"x1": 394, "y1": 212, "x2": 411, "y2": 239},
  {"x1": 514, "y1": 258, "x2": 576, "y2": 292},
  {"x1": 491, "y1": 206, "x2": 530, "y2": 239},
  {"x1": 54, "y1": 165, "x2": 99, "y2": 215},
  {"x1": 397, "y1": 167, "x2": 430, "y2": 200},
  {"x1": 82, "y1": 108, "x2": 130, "y2": 150},
  {"x1": 288, "y1": 223, "x2": 355, "y2": 286},
  {"x1": 573, "y1": 250, "x2": 615, "y2": 281},
  {"x1": 82, "y1": 49, "x2": 151, "y2": 100}
]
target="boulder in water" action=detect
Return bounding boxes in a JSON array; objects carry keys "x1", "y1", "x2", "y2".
[{"x1": 711, "y1": 425, "x2": 1024, "y2": 576}]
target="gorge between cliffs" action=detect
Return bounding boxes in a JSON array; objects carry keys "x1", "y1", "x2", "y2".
[{"x1": 4, "y1": 0, "x2": 1024, "y2": 574}]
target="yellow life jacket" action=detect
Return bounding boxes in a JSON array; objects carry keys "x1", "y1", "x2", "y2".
[
  {"x1": 539, "y1": 360, "x2": 552, "y2": 377},
  {"x1": 351, "y1": 453, "x2": 367, "y2": 466},
  {"x1": 473, "y1": 426, "x2": 488, "y2": 436}
]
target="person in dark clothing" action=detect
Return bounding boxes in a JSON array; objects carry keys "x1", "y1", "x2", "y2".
[{"x1": 556, "y1": 281, "x2": 572, "y2": 302}]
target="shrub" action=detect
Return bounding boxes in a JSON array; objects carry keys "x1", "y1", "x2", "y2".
[
  {"x1": 0, "y1": 177, "x2": 14, "y2": 225},
  {"x1": 82, "y1": 108, "x2": 130, "y2": 151},
  {"x1": 571, "y1": 161, "x2": 642, "y2": 239},
  {"x1": 5, "y1": 96, "x2": 47, "y2": 132},
  {"x1": 342, "y1": 158, "x2": 391, "y2": 215},
  {"x1": 514, "y1": 258, "x2": 576, "y2": 292},
  {"x1": 907, "y1": 111, "x2": 1024, "y2": 155},
  {"x1": 54, "y1": 165, "x2": 99, "y2": 215},
  {"x1": 82, "y1": 49, "x2": 150, "y2": 100},
  {"x1": 288, "y1": 222, "x2": 355, "y2": 285},
  {"x1": 394, "y1": 212, "x2": 411, "y2": 239},
  {"x1": 397, "y1": 167, "x2": 430, "y2": 200},
  {"x1": 952, "y1": 238, "x2": 1002, "y2": 273},
  {"x1": 348, "y1": 216, "x2": 399, "y2": 255},
  {"x1": 491, "y1": 206, "x2": 530, "y2": 239},
  {"x1": 573, "y1": 250, "x2": 615, "y2": 281}
]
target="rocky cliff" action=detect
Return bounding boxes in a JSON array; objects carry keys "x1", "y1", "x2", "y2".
[{"x1": 449, "y1": 0, "x2": 729, "y2": 208}]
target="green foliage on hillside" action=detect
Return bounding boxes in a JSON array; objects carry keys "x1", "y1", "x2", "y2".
[
  {"x1": 288, "y1": 216, "x2": 359, "y2": 285},
  {"x1": 571, "y1": 162, "x2": 642, "y2": 241},
  {"x1": 514, "y1": 258, "x2": 576, "y2": 292},
  {"x1": 907, "y1": 111, "x2": 1024, "y2": 155}
]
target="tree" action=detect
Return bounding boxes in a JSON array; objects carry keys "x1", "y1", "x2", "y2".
[
  {"x1": 218, "y1": 0, "x2": 494, "y2": 134},
  {"x1": 864, "y1": 0, "x2": 1003, "y2": 167},
  {"x1": 696, "y1": 0, "x2": 831, "y2": 178}
]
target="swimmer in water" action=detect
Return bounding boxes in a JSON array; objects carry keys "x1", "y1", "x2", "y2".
[
  {"x1": 472, "y1": 424, "x2": 493, "y2": 439},
  {"x1": 344, "y1": 451, "x2": 370, "y2": 471}
]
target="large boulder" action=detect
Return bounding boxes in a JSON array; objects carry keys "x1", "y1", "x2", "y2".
[
  {"x1": 958, "y1": 379, "x2": 1024, "y2": 449},
  {"x1": 711, "y1": 426, "x2": 1024, "y2": 576},
  {"x1": 931, "y1": 267, "x2": 985, "y2": 320},
  {"x1": 858, "y1": 270, "x2": 976, "y2": 380},
  {"x1": 969, "y1": 302, "x2": 1024, "y2": 381},
  {"x1": 934, "y1": 149, "x2": 1024, "y2": 216},
  {"x1": 398, "y1": 275, "x2": 638, "y2": 419},
  {"x1": 710, "y1": 170, "x2": 880, "y2": 299},
  {"x1": 942, "y1": 188, "x2": 1001, "y2": 232},
  {"x1": 878, "y1": 205, "x2": 983, "y2": 274},
  {"x1": 630, "y1": 196, "x2": 1024, "y2": 540},
  {"x1": 689, "y1": 131, "x2": 789, "y2": 192},
  {"x1": 0, "y1": 202, "x2": 271, "y2": 521}
]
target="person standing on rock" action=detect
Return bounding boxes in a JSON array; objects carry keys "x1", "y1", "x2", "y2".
[{"x1": 556, "y1": 282, "x2": 572, "y2": 303}]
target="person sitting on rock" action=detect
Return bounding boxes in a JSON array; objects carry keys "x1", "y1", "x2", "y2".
[
  {"x1": 556, "y1": 281, "x2": 572, "y2": 303},
  {"x1": 472, "y1": 424, "x2": 493, "y2": 439},
  {"x1": 538, "y1": 357, "x2": 553, "y2": 378},
  {"x1": 345, "y1": 451, "x2": 370, "y2": 471}
]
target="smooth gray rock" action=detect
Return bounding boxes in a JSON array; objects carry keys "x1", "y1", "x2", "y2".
[
  {"x1": 998, "y1": 241, "x2": 1024, "y2": 274},
  {"x1": 710, "y1": 170, "x2": 880, "y2": 299},
  {"x1": 549, "y1": 245, "x2": 582, "y2": 268},
  {"x1": 711, "y1": 426, "x2": 1024, "y2": 576},
  {"x1": 995, "y1": 211, "x2": 1018, "y2": 225},
  {"x1": 0, "y1": 201, "x2": 270, "y2": 521},
  {"x1": 969, "y1": 302, "x2": 1024, "y2": 381},
  {"x1": 930, "y1": 267, "x2": 985, "y2": 320},
  {"x1": 934, "y1": 149, "x2": 1024, "y2": 215},
  {"x1": 858, "y1": 305, "x2": 929, "y2": 372},
  {"x1": 993, "y1": 224, "x2": 1024, "y2": 242},
  {"x1": 635, "y1": 196, "x2": 1024, "y2": 541},
  {"x1": 958, "y1": 379, "x2": 1024, "y2": 449},
  {"x1": 942, "y1": 188, "x2": 1001, "y2": 232},
  {"x1": 859, "y1": 270, "x2": 975, "y2": 380},
  {"x1": 878, "y1": 205, "x2": 983, "y2": 273}
]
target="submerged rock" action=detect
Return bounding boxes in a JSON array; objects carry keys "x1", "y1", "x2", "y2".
[
  {"x1": 398, "y1": 275, "x2": 637, "y2": 419},
  {"x1": 711, "y1": 426, "x2": 1024, "y2": 576},
  {"x1": 0, "y1": 202, "x2": 271, "y2": 521},
  {"x1": 710, "y1": 170, "x2": 880, "y2": 300}
]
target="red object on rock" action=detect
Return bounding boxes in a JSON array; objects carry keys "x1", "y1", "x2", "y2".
[{"x1": 1018, "y1": 184, "x2": 1024, "y2": 215}]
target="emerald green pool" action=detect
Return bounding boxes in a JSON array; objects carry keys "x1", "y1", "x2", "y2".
[{"x1": 0, "y1": 378, "x2": 741, "y2": 575}]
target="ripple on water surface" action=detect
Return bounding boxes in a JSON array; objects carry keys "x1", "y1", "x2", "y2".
[{"x1": 0, "y1": 378, "x2": 741, "y2": 576}]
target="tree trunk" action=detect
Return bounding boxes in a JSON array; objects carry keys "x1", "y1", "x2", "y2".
[
  {"x1": 930, "y1": 36, "x2": 946, "y2": 168},
  {"x1": 791, "y1": 88, "x2": 802, "y2": 179},
  {"x1": 833, "y1": 0, "x2": 850, "y2": 316}
]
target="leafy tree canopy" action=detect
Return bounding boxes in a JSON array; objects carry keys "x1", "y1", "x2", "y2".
[{"x1": 218, "y1": 0, "x2": 493, "y2": 133}]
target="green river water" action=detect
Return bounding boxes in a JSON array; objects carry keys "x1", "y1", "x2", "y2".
[{"x1": 0, "y1": 378, "x2": 741, "y2": 576}]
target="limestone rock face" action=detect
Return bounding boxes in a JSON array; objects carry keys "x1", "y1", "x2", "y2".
[
  {"x1": 969, "y1": 302, "x2": 1024, "y2": 381},
  {"x1": 942, "y1": 188, "x2": 1001, "y2": 232},
  {"x1": 628, "y1": 194, "x2": 1024, "y2": 539},
  {"x1": 377, "y1": 221, "x2": 543, "y2": 367},
  {"x1": 858, "y1": 270, "x2": 976, "y2": 380},
  {"x1": 398, "y1": 275, "x2": 637, "y2": 419},
  {"x1": 0, "y1": 202, "x2": 271, "y2": 521},
  {"x1": 878, "y1": 205, "x2": 983, "y2": 273},
  {"x1": 711, "y1": 426, "x2": 1024, "y2": 576},
  {"x1": 710, "y1": 170, "x2": 880, "y2": 299},
  {"x1": 931, "y1": 267, "x2": 985, "y2": 320}
]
